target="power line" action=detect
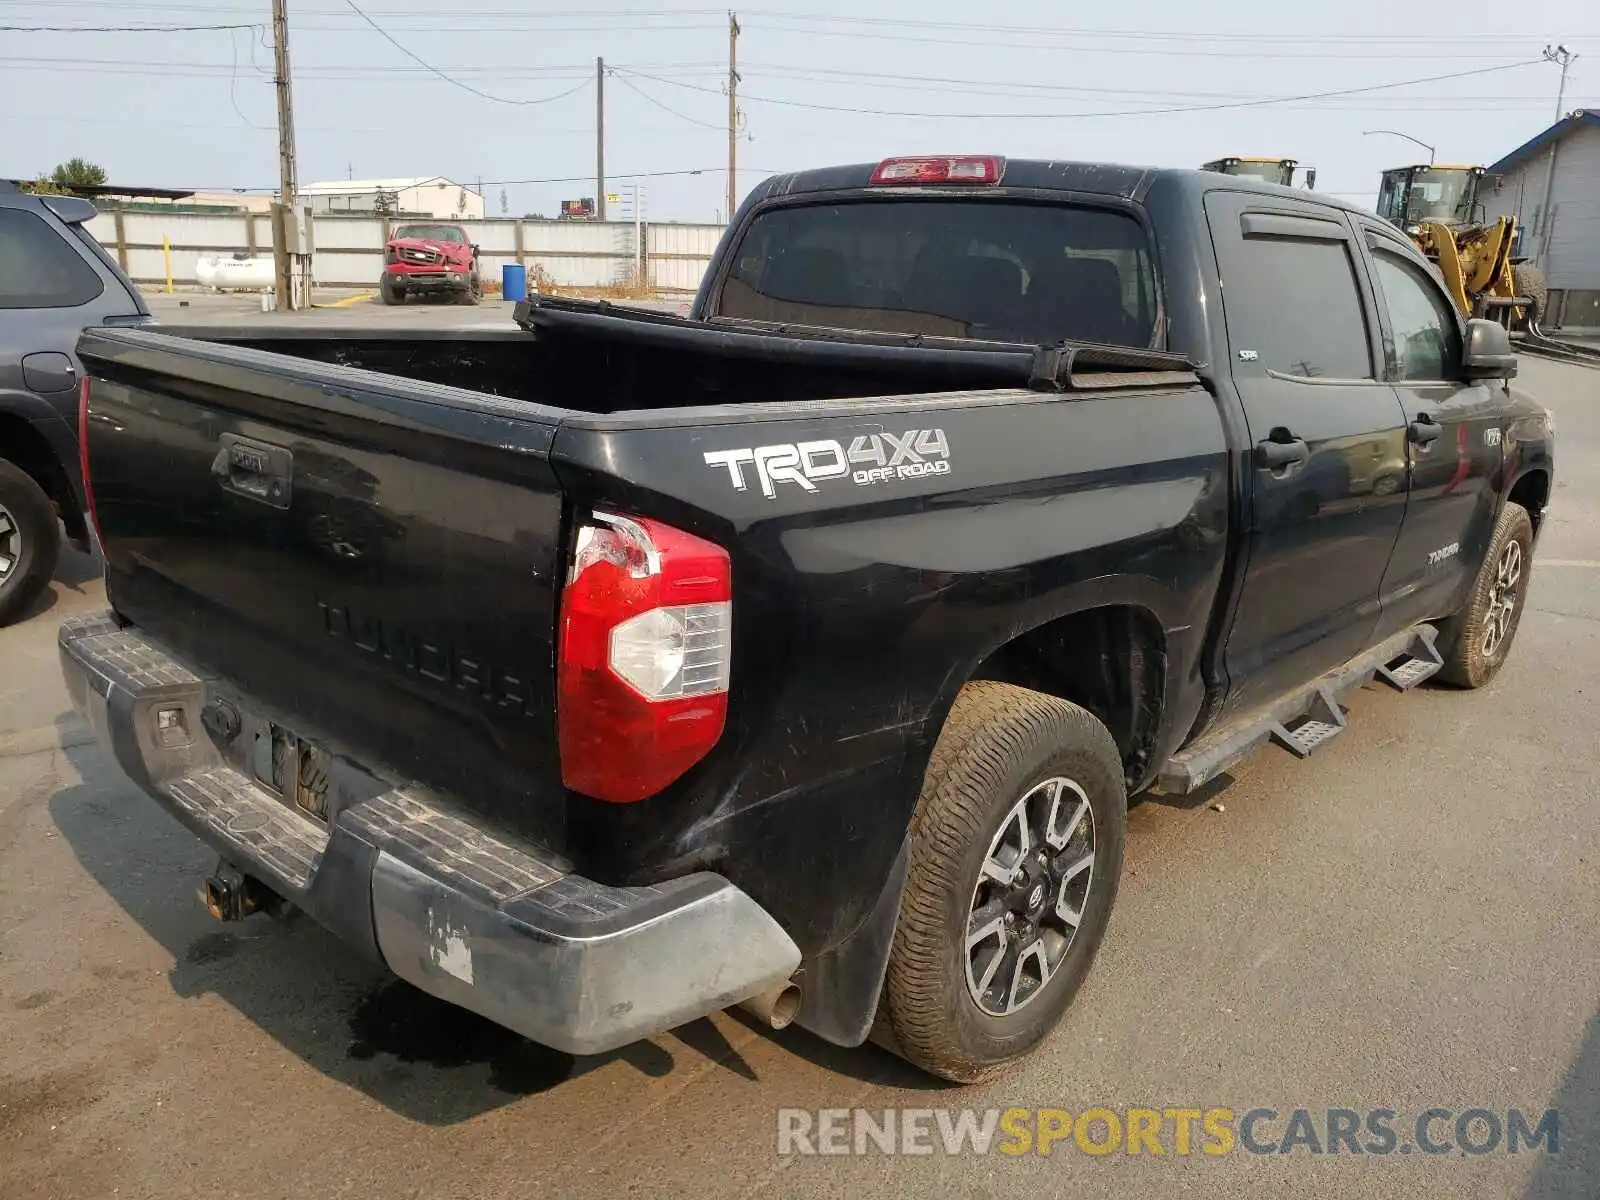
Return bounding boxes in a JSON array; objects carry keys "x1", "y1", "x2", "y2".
[
  {"x1": 611, "y1": 71, "x2": 724, "y2": 130},
  {"x1": 339, "y1": 0, "x2": 596, "y2": 104},
  {"x1": 739, "y1": 61, "x2": 1572, "y2": 103},
  {"x1": 738, "y1": 10, "x2": 1588, "y2": 44},
  {"x1": 625, "y1": 58, "x2": 1548, "y2": 120},
  {"x1": 0, "y1": 0, "x2": 1584, "y2": 36},
  {"x1": 0, "y1": 20, "x2": 259, "y2": 30},
  {"x1": 744, "y1": 20, "x2": 1553, "y2": 60},
  {"x1": 227, "y1": 28, "x2": 269, "y2": 130}
]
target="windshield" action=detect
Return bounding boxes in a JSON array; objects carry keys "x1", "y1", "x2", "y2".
[
  {"x1": 394, "y1": 224, "x2": 467, "y2": 244},
  {"x1": 1403, "y1": 169, "x2": 1477, "y2": 224},
  {"x1": 716, "y1": 199, "x2": 1158, "y2": 348}
]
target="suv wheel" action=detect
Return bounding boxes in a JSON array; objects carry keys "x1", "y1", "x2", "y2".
[
  {"x1": 0, "y1": 458, "x2": 62, "y2": 626},
  {"x1": 881, "y1": 681, "x2": 1126, "y2": 1083}
]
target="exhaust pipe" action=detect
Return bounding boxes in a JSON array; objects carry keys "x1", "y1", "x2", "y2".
[
  {"x1": 203, "y1": 862, "x2": 286, "y2": 922},
  {"x1": 739, "y1": 980, "x2": 801, "y2": 1030}
]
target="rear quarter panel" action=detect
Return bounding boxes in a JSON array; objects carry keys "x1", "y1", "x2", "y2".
[{"x1": 552, "y1": 385, "x2": 1229, "y2": 953}]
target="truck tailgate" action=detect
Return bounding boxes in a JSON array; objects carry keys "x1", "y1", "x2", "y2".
[{"x1": 76, "y1": 328, "x2": 569, "y2": 843}]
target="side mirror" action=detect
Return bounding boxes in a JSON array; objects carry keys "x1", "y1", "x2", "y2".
[{"x1": 1461, "y1": 318, "x2": 1517, "y2": 380}]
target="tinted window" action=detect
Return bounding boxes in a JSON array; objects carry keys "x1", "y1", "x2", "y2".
[
  {"x1": 717, "y1": 200, "x2": 1157, "y2": 348},
  {"x1": 1224, "y1": 233, "x2": 1372, "y2": 379},
  {"x1": 0, "y1": 208, "x2": 105, "y2": 309},
  {"x1": 1371, "y1": 250, "x2": 1461, "y2": 381}
]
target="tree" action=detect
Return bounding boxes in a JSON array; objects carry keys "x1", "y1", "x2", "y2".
[{"x1": 24, "y1": 157, "x2": 108, "y2": 195}]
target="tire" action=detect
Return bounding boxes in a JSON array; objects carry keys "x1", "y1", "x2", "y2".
[
  {"x1": 1513, "y1": 262, "x2": 1547, "y2": 330},
  {"x1": 379, "y1": 275, "x2": 403, "y2": 306},
  {"x1": 0, "y1": 458, "x2": 62, "y2": 627},
  {"x1": 455, "y1": 285, "x2": 478, "y2": 306},
  {"x1": 1436, "y1": 501, "x2": 1534, "y2": 688},
  {"x1": 881, "y1": 680, "x2": 1127, "y2": 1083}
]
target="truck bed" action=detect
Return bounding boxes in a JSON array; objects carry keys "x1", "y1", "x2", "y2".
[{"x1": 150, "y1": 296, "x2": 1195, "y2": 416}]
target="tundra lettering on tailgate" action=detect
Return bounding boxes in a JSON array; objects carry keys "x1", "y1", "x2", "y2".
[{"x1": 704, "y1": 429, "x2": 951, "y2": 499}]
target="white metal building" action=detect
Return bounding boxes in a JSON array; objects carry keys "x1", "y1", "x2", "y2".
[
  {"x1": 1483, "y1": 109, "x2": 1600, "y2": 331},
  {"x1": 298, "y1": 177, "x2": 485, "y2": 220}
]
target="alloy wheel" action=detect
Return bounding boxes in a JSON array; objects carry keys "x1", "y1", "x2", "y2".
[
  {"x1": 964, "y1": 776, "x2": 1096, "y2": 1017},
  {"x1": 1482, "y1": 538, "x2": 1524, "y2": 658}
]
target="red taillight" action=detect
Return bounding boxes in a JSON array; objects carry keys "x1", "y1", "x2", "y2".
[
  {"x1": 557, "y1": 511, "x2": 732, "y2": 803},
  {"x1": 77, "y1": 375, "x2": 105, "y2": 548},
  {"x1": 869, "y1": 155, "x2": 1004, "y2": 186}
]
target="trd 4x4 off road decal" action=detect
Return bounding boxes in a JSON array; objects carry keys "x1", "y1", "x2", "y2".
[{"x1": 703, "y1": 429, "x2": 951, "y2": 499}]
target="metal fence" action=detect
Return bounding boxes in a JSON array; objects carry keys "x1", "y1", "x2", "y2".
[{"x1": 87, "y1": 211, "x2": 726, "y2": 294}]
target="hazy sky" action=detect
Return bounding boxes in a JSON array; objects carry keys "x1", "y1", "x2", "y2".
[{"x1": 2, "y1": 0, "x2": 1595, "y2": 222}]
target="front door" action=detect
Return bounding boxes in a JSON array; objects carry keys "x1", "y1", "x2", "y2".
[
  {"x1": 1356, "y1": 226, "x2": 1503, "y2": 633},
  {"x1": 1205, "y1": 192, "x2": 1411, "y2": 716}
]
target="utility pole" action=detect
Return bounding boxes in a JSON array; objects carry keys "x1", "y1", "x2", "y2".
[
  {"x1": 1547, "y1": 43, "x2": 1575, "y2": 120},
  {"x1": 1535, "y1": 44, "x2": 1577, "y2": 269},
  {"x1": 271, "y1": 0, "x2": 301, "y2": 310},
  {"x1": 596, "y1": 57, "x2": 606, "y2": 220},
  {"x1": 726, "y1": 12, "x2": 740, "y2": 224}
]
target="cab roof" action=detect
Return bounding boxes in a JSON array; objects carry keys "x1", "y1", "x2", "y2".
[{"x1": 747, "y1": 159, "x2": 1369, "y2": 218}]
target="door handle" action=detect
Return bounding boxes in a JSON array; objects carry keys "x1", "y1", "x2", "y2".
[
  {"x1": 1408, "y1": 415, "x2": 1443, "y2": 446},
  {"x1": 1255, "y1": 434, "x2": 1309, "y2": 469},
  {"x1": 212, "y1": 434, "x2": 294, "y2": 509}
]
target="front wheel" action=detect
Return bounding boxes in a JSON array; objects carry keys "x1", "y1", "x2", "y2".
[
  {"x1": 378, "y1": 275, "x2": 402, "y2": 306},
  {"x1": 881, "y1": 681, "x2": 1126, "y2": 1083},
  {"x1": 1512, "y1": 262, "x2": 1547, "y2": 331},
  {"x1": 1437, "y1": 501, "x2": 1534, "y2": 688}
]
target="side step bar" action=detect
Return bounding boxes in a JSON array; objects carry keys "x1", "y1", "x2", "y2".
[{"x1": 1157, "y1": 625, "x2": 1442, "y2": 795}]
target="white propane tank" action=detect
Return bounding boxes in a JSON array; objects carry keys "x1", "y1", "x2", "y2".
[{"x1": 196, "y1": 254, "x2": 275, "y2": 292}]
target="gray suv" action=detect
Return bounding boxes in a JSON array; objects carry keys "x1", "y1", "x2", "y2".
[{"x1": 0, "y1": 181, "x2": 147, "y2": 624}]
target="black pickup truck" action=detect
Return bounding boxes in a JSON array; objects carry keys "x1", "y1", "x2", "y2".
[{"x1": 62, "y1": 156, "x2": 1553, "y2": 1083}]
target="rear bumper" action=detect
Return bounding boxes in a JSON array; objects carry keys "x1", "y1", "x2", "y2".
[{"x1": 59, "y1": 612, "x2": 800, "y2": 1056}]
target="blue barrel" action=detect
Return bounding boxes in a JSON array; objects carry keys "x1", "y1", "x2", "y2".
[{"x1": 502, "y1": 262, "x2": 528, "y2": 302}]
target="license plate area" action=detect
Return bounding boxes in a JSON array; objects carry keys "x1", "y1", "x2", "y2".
[{"x1": 250, "y1": 722, "x2": 333, "y2": 823}]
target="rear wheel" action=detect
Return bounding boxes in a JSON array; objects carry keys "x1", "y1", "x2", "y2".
[
  {"x1": 0, "y1": 458, "x2": 62, "y2": 627},
  {"x1": 881, "y1": 681, "x2": 1126, "y2": 1083},
  {"x1": 1437, "y1": 501, "x2": 1534, "y2": 688}
]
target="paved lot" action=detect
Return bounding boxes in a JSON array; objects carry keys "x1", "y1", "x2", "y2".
[{"x1": 1, "y1": 356, "x2": 1596, "y2": 1200}]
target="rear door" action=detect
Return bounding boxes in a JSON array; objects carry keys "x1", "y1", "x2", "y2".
[
  {"x1": 1205, "y1": 191, "x2": 1411, "y2": 715},
  {"x1": 1353, "y1": 223, "x2": 1502, "y2": 634}
]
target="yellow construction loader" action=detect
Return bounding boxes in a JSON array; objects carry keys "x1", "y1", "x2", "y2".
[
  {"x1": 1200, "y1": 157, "x2": 1316, "y2": 190},
  {"x1": 1374, "y1": 163, "x2": 1544, "y2": 327}
]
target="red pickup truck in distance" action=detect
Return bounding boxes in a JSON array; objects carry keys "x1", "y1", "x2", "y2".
[{"x1": 380, "y1": 222, "x2": 482, "y2": 306}]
